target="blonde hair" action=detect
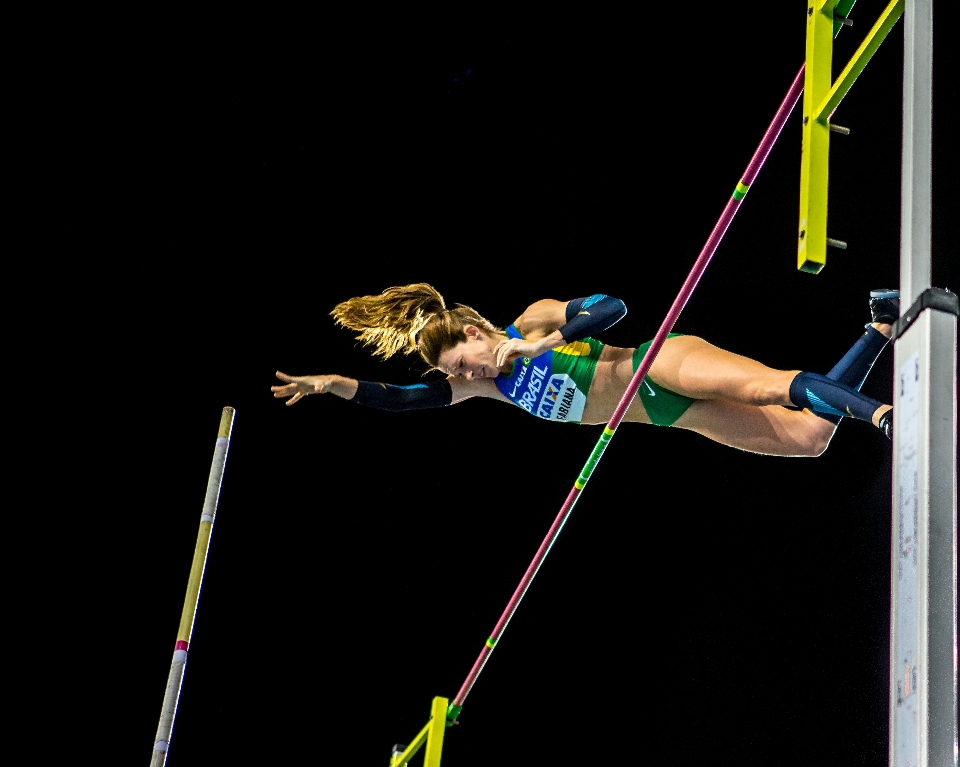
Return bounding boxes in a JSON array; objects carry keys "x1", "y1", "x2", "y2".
[{"x1": 330, "y1": 283, "x2": 502, "y2": 368}]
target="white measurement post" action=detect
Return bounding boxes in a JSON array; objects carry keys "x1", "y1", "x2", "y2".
[{"x1": 889, "y1": 2, "x2": 958, "y2": 766}]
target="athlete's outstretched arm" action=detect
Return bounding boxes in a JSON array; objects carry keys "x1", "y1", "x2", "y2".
[
  {"x1": 272, "y1": 371, "x2": 470, "y2": 412},
  {"x1": 272, "y1": 372, "x2": 359, "y2": 406}
]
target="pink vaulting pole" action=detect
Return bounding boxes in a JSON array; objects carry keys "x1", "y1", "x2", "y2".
[{"x1": 449, "y1": 65, "x2": 807, "y2": 717}]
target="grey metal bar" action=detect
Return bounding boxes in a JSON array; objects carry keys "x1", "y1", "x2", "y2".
[
  {"x1": 922, "y1": 311, "x2": 958, "y2": 766},
  {"x1": 890, "y1": 3, "x2": 958, "y2": 766},
  {"x1": 889, "y1": 307, "x2": 958, "y2": 767},
  {"x1": 899, "y1": 0, "x2": 932, "y2": 304}
]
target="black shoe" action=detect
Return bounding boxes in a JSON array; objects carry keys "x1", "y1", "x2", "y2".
[
  {"x1": 878, "y1": 409, "x2": 893, "y2": 440},
  {"x1": 869, "y1": 289, "x2": 900, "y2": 324}
]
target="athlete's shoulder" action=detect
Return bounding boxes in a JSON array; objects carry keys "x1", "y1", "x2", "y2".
[{"x1": 513, "y1": 298, "x2": 568, "y2": 337}]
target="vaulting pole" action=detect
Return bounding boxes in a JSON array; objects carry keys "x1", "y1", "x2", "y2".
[
  {"x1": 151, "y1": 407, "x2": 236, "y2": 766},
  {"x1": 447, "y1": 64, "x2": 808, "y2": 724}
]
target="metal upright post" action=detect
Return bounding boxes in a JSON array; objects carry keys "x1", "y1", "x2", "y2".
[{"x1": 889, "y1": 2, "x2": 958, "y2": 765}]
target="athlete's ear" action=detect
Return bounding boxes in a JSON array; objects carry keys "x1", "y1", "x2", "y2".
[{"x1": 463, "y1": 324, "x2": 483, "y2": 340}]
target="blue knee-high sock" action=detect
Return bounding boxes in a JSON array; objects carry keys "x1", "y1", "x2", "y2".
[
  {"x1": 827, "y1": 326, "x2": 889, "y2": 388},
  {"x1": 814, "y1": 326, "x2": 889, "y2": 423},
  {"x1": 790, "y1": 372, "x2": 884, "y2": 423}
]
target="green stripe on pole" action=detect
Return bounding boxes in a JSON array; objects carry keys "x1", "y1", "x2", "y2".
[{"x1": 575, "y1": 426, "x2": 615, "y2": 489}]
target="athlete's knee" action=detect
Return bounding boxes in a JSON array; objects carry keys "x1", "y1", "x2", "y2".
[
  {"x1": 804, "y1": 434, "x2": 831, "y2": 457},
  {"x1": 798, "y1": 420, "x2": 834, "y2": 457}
]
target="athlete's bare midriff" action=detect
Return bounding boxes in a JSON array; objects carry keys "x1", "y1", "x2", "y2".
[
  {"x1": 580, "y1": 344, "x2": 653, "y2": 425},
  {"x1": 472, "y1": 334, "x2": 715, "y2": 425}
]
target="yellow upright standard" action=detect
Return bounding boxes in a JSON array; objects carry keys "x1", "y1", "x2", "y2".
[
  {"x1": 798, "y1": 0, "x2": 904, "y2": 273},
  {"x1": 390, "y1": 697, "x2": 449, "y2": 767},
  {"x1": 798, "y1": 0, "x2": 838, "y2": 273}
]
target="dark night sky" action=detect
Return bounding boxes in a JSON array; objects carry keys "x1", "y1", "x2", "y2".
[{"x1": 59, "y1": 5, "x2": 957, "y2": 766}]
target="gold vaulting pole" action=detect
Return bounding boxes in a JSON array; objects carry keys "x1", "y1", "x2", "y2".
[{"x1": 150, "y1": 407, "x2": 235, "y2": 767}]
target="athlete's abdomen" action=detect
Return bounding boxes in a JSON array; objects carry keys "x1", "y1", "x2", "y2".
[{"x1": 581, "y1": 345, "x2": 652, "y2": 424}]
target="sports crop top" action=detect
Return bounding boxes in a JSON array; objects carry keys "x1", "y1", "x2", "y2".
[{"x1": 493, "y1": 325, "x2": 604, "y2": 423}]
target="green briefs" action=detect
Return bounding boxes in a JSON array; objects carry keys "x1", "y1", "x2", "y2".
[{"x1": 632, "y1": 334, "x2": 697, "y2": 426}]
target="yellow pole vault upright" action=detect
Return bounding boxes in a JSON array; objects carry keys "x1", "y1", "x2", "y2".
[
  {"x1": 150, "y1": 406, "x2": 236, "y2": 767},
  {"x1": 390, "y1": 697, "x2": 449, "y2": 767},
  {"x1": 798, "y1": 0, "x2": 904, "y2": 272}
]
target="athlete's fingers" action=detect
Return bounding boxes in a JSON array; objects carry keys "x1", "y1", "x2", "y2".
[
  {"x1": 286, "y1": 391, "x2": 302, "y2": 406},
  {"x1": 275, "y1": 371, "x2": 299, "y2": 382},
  {"x1": 495, "y1": 340, "x2": 512, "y2": 366}
]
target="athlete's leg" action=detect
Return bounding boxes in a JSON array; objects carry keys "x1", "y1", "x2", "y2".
[
  {"x1": 671, "y1": 399, "x2": 835, "y2": 456},
  {"x1": 827, "y1": 323, "x2": 891, "y2": 386},
  {"x1": 828, "y1": 285, "x2": 899, "y2": 390},
  {"x1": 648, "y1": 336, "x2": 803, "y2": 406},
  {"x1": 814, "y1": 321, "x2": 892, "y2": 423},
  {"x1": 648, "y1": 336, "x2": 891, "y2": 425},
  {"x1": 645, "y1": 336, "x2": 841, "y2": 454},
  {"x1": 808, "y1": 288, "x2": 899, "y2": 424}
]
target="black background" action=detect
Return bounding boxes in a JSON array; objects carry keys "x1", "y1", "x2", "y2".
[{"x1": 58, "y1": 4, "x2": 957, "y2": 766}]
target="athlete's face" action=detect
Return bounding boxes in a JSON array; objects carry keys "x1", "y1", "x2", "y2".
[{"x1": 437, "y1": 326, "x2": 501, "y2": 380}]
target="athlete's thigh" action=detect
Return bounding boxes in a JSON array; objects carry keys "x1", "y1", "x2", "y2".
[
  {"x1": 648, "y1": 335, "x2": 797, "y2": 404},
  {"x1": 671, "y1": 398, "x2": 836, "y2": 457}
]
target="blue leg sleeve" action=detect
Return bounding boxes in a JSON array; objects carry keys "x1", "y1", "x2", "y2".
[
  {"x1": 814, "y1": 325, "x2": 889, "y2": 423},
  {"x1": 826, "y1": 325, "x2": 889, "y2": 389},
  {"x1": 789, "y1": 372, "x2": 884, "y2": 423}
]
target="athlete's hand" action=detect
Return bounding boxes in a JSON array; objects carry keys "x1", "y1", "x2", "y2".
[
  {"x1": 272, "y1": 371, "x2": 345, "y2": 406},
  {"x1": 495, "y1": 338, "x2": 539, "y2": 367}
]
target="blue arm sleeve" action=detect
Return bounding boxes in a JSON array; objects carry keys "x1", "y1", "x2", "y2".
[
  {"x1": 558, "y1": 294, "x2": 627, "y2": 342},
  {"x1": 352, "y1": 379, "x2": 453, "y2": 412}
]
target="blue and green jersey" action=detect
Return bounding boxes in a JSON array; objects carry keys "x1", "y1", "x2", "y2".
[{"x1": 494, "y1": 325, "x2": 604, "y2": 423}]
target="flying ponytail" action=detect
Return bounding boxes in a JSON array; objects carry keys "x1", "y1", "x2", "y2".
[{"x1": 331, "y1": 283, "x2": 502, "y2": 368}]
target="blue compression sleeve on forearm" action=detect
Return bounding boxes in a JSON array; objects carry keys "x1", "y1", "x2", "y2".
[
  {"x1": 353, "y1": 379, "x2": 453, "y2": 412},
  {"x1": 559, "y1": 295, "x2": 627, "y2": 342}
]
